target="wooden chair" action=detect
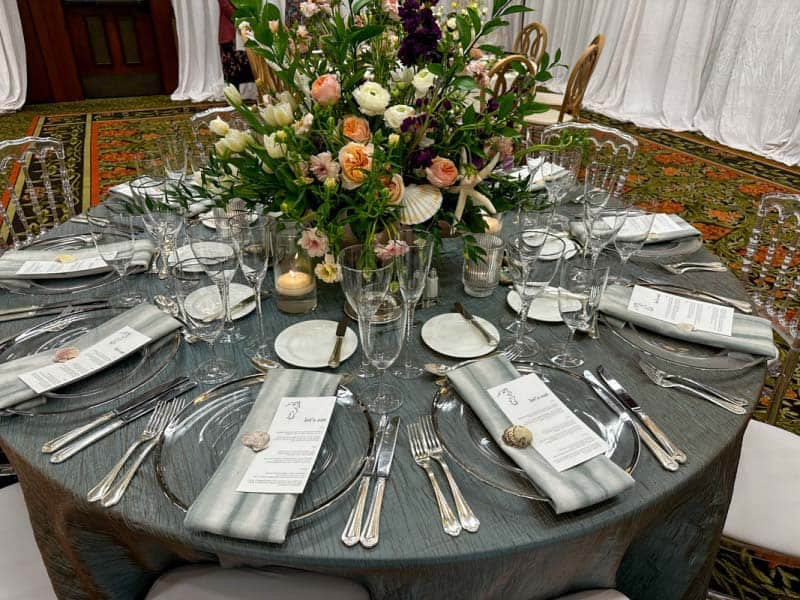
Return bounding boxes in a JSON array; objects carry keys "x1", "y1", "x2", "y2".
[
  {"x1": 480, "y1": 54, "x2": 537, "y2": 112},
  {"x1": 0, "y1": 137, "x2": 76, "y2": 250},
  {"x1": 513, "y1": 21, "x2": 547, "y2": 67},
  {"x1": 239, "y1": 22, "x2": 284, "y2": 98}
]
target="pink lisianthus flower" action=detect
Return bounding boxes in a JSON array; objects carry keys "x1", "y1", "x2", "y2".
[
  {"x1": 310, "y1": 151, "x2": 340, "y2": 182},
  {"x1": 299, "y1": 1, "x2": 320, "y2": 17},
  {"x1": 298, "y1": 227, "x2": 329, "y2": 258},
  {"x1": 375, "y1": 239, "x2": 409, "y2": 261}
]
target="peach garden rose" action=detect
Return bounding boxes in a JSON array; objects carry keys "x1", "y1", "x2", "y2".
[
  {"x1": 339, "y1": 142, "x2": 374, "y2": 189},
  {"x1": 311, "y1": 74, "x2": 341, "y2": 107},
  {"x1": 342, "y1": 115, "x2": 371, "y2": 143},
  {"x1": 425, "y1": 157, "x2": 458, "y2": 187}
]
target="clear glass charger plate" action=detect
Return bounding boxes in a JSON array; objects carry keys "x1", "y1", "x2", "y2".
[
  {"x1": 0, "y1": 307, "x2": 181, "y2": 416},
  {"x1": 2, "y1": 234, "x2": 122, "y2": 295},
  {"x1": 432, "y1": 363, "x2": 640, "y2": 500},
  {"x1": 154, "y1": 375, "x2": 373, "y2": 524},
  {"x1": 602, "y1": 316, "x2": 763, "y2": 371},
  {"x1": 635, "y1": 235, "x2": 702, "y2": 259}
]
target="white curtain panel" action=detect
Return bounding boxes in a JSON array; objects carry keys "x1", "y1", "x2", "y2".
[
  {"x1": 0, "y1": 0, "x2": 27, "y2": 113},
  {"x1": 523, "y1": 0, "x2": 800, "y2": 166},
  {"x1": 170, "y1": 0, "x2": 225, "y2": 102}
]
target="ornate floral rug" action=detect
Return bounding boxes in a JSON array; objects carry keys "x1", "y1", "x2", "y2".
[{"x1": 3, "y1": 103, "x2": 800, "y2": 598}]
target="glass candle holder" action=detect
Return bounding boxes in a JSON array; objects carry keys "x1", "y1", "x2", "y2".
[
  {"x1": 462, "y1": 233, "x2": 505, "y2": 297},
  {"x1": 273, "y1": 226, "x2": 317, "y2": 314}
]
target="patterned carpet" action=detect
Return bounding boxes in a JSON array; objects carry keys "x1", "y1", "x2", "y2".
[{"x1": 2, "y1": 99, "x2": 800, "y2": 598}]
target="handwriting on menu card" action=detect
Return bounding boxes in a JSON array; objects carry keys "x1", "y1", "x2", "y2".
[
  {"x1": 16, "y1": 255, "x2": 111, "y2": 276},
  {"x1": 627, "y1": 285, "x2": 734, "y2": 336},
  {"x1": 487, "y1": 373, "x2": 607, "y2": 472},
  {"x1": 18, "y1": 326, "x2": 152, "y2": 394},
  {"x1": 237, "y1": 396, "x2": 337, "y2": 495}
]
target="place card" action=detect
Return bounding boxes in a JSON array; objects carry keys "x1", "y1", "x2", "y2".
[
  {"x1": 627, "y1": 285, "x2": 734, "y2": 336},
  {"x1": 609, "y1": 213, "x2": 696, "y2": 241},
  {"x1": 15, "y1": 255, "x2": 110, "y2": 276},
  {"x1": 237, "y1": 396, "x2": 337, "y2": 495},
  {"x1": 487, "y1": 373, "x2": 607, "y2": 472},
  {"x1": 18, "y1": 326, "x2": 152, "y2": 394}
]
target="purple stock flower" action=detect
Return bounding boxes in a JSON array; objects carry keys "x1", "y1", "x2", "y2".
[
  {"x1": 398, "y1": 0, "x2": 442, "y2": 66},
  {"x1": 487, "y1": 98, "x2": 499, "y2": 113},
  {"x1": 409, "y1": 148, "x2": 434, "y2": 169}
]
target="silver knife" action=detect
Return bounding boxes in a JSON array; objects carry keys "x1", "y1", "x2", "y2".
[
  {"x1": 582, "y1": 370, "x2": 679, "y2": 472},
  {"x1": 49, "y1": 379, "x2": 197, "y2": 463},
  {"x1": 42, "y1": 377, "x2": 191, "y2": 454},
  {"x1": 597, "y1": 366, "x2": 687, "y2": 464},
  {"x1": 328, "y1": 317, "x2": 349, "y2": 369},
  {"x1": 454, "y1": 302, "x2": 497, "y2": 345},
  {"x1": 360, "y1": 415, "x2": 400, "y2": 548},
  {"x1": 0, "y1": 302, "x2": 111, "y2": 324},
  {"x1": 0, "y1": 298, "x2": 111, "y2": 318},
  {"x1": 634, "y1": 280, "x2": 752, "y2": 314},
  {"x1": 341, "y1": 415, "x2": 387, "y2": 546}
]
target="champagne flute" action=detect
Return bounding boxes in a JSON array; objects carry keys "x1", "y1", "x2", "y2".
[
  {"x1": 584, "y1": 208, "x2": 628, "y2": 270},
  {"x1": 612, "y1": 209, "x2": 655, "y2": 284},
  {"x1": 160, "y1": 137, "x2": 188, "y2": 183}
]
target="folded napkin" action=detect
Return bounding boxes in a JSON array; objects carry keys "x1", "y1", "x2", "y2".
[
  {"x1": 109, "y1": 180, "x2": 213, "y2": 217},
  {"x1": 447, "y1": 355, "x2": 635, "y2": 514},
  {"x1": 0, "y1": 303, "x2": 181, "y2": 409},
  {"x1": 184, "y1": 368, "x2": 341, "y2": 544},
  {"x1": 570, "y1": 213, "x2": 699, "y2": 246},
  {"x1": 600, "y1": 284, "x2": 777, "y2": 358}
]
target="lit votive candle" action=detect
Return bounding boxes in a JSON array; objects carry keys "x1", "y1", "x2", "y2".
[{"x1": 275, "y1": 270, "x2": 315, "y2": 297}]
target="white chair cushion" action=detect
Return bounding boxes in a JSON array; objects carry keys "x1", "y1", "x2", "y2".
[
  {"x1": 535, "y1": 91, "x2": 564, "y2": 106},
  {"x1": 523, "y1": 109, "x2": 574, "y2": 126},
  {"x1": 553, "y1": 590, "x2": 629, "y2": 600},
  {"x1": 145, "y1": 565, "x2": 370, "y2": 600},
  {"x1": 0, "y1": 483, "x2": 57, "y2": 600},
  {"x1": 723, "y1": 420, "x2": 800, "y2": 558}
]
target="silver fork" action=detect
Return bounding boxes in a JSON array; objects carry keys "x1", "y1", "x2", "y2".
[
  {"x1": 101, "y1": 399, "x2": 187, "y2": 507},
  {"x1": 87, "y1": 401, "x2": 172, "y2": 503},
  {"x1": 407, "y1": 422, "x2": 462, "y2": 537},
  {"x1": 660, "y1": 263, "x2": 727, "y2": 275},
  {"x1": 419, "y1": 416, "x2": 480, "y2": 533}
]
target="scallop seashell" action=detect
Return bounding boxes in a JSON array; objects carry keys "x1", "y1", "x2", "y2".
[{"x1": 399, "y1": 184, "x2": 443, "y2": 225}]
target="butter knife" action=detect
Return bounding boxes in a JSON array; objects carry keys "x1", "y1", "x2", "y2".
[
  {"x1": 49, "y1": 379, "x2": 197, "y2": 463},
  {"x1": 327, "y1": 317, "x2": 349, "y2": 369},
  {"x1": 597, "y1": 366, "x2": 687, "y2": 464},
  {"x1": 453, "y1": 302, "x2": 497, "y2": 345},
  {"x1": 361, "y1": 415, "x2": 400, "y2": 548},
  {"x1": 583, "y1": 370, "x2": 679, "y2": 472}
]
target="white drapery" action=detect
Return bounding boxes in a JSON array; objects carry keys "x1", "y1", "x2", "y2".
[
  {"x1": 170, "y1": 0, "x2": 225, "y2": 102},
  {"x1": 520, "y1": 0, "x2": 800, "y2": 166},
  {"x1": 0, "y1": 1, "x2": 26, "y2": 113}
]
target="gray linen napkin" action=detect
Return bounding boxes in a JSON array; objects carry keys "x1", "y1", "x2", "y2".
[
  {"x1": 184, "y1": 368, "x2": 342, "y2": 544},
  {"x1": 447, "y1": 355, "x2": 635, "y2": 514},
  {"x1": 0, "y1": 303, "x2": 181, "y2": 409},
  {"x1": 600, "y1": 284, "x2": 777, "y2": 358},
  {"x1": 569, "y1": 213, "x2": 699, "y2": 245},
  {"x1": 109, "y1": 180, "x2": 213, "y2": 216}
]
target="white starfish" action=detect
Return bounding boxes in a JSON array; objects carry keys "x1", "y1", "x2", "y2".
[{"x1": 450, "y1": 149, "x2": 499, "y2": 223}]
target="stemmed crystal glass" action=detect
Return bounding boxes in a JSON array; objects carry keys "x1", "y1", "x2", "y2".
[
  {"x1": 502, "y1": 231, "x2": 565, "y2": 360},
  {"x1": 171, "y1": 257, "x2": 235, "y2": 384},
  {"x1": 85, "y1": 203, "x2": 145, "y2": 307},
  {"x1": 583, "y1": 207, "x2": 628, "y2": 270},
  {"x1": 391, "y1": 230, "x2": 434, "y2": 379},
  {"x1": 160, "y1": 137, "x2": 188, "y2": 183},
  {"x1": 338, "y1": 244, "x2": 395, "y2": 379},
  {"x1": 612, "y1": 209, "x2": 655, "y2": 284},
  {"x1": 357, "y1": 282, "x2": 407, "y2": 414},
  {"x1": 550, "y1": 260, "x2": 609, "y2": 368},
  {"x1": 538, "y1": 147, "x2": 581, "y2": 228},
  {"x1": 129, "y1": 177, "x2": 184, "y2": 280}
]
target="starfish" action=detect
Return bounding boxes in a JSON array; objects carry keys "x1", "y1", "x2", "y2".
[{"x1": 450, "y1": 149, "x2": 500, "y2": 224}]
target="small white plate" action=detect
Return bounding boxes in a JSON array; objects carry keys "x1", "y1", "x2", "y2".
[
  {"x1": 507, "y1": 288, "x2": 562, "y2": 323},
  {"x1": 274, "y1": 320, "x2": 358, "y2": 368},
  {"x1": 421, "y1": 313, "x2": 499, "y2": 358},
  {"x1": 169, "y1": 242, "x2": 234, "y2": 270},
  {"x1": 521, "y1": 230, "x2": 578, "y2": 261},
  {"x1": 184, "y1": 282, "x2": 255, "y2": 322},
  {"x1": 200, "y1": 211, "x2": 259, "y2": 229}
]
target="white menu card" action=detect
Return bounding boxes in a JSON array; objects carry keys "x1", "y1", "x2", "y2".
[
  {"x1": 627, "y1": 285, "x2": 734, "y2": 336},
  {"x1": 487, "y1": 373, "x2": 607, "y2": 472},
  {"x1": 15, "y1": 255, "x2": 111, "y2": 276},
  {"x1": 237, "y1": 396, "x2": 337, "y2": 495}
]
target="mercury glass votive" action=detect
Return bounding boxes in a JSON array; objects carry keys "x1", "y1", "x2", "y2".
[
  {"x1": 462, "y1": 233, "x2": 505, "y2": 297},
  {"x1": 273, "y1": 227, "x2": 317, "y2": 314}
]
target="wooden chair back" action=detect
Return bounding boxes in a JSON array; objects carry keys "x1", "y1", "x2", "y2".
[
  {"x1": 481, "y1": 54, "x2": 537, "y2": 111},
  {"x1": 559, "y1": 39, "x2": 601, "y2": 122},
  {"x1": 239, "y1": 23, "x2": 284, "y2": 98},
  {"x1": 513, "y1": 22, "x2": 548, "y2": 66}
]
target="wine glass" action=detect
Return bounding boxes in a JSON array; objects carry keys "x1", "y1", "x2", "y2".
[
  {"x1": 171, "y1": 257, "x2": 235, "y2": 384},
  {"x1": 84, "y1": 204, "x2": 145, "y2": 307},
  {"x1": 539, "y1": 148, "x2": 580, "y2": 228},
  {"x1": 338, "y1": 244, "x2": 395, "y2": 379},
  {"x1": 612, "y1": 209, "x2": 655, "y2": 284},
  {"x1": 391, "y1": 230, "x2": 434, "y2": 379},
  {"x1": 129, "y1": 177, "x2": 184, "y2": 280},
  {"x1": 357, "y1": 282, "x2": 407, "y2": 414},
  {"x1": 549, "y1": 260, "x2": 609, "y2": 368},
  {"x1": 501, "y1": 231, "x2": 565, "y2": 360},
  {"x1": 160, "y1": 137, "x2": 188, "y2": 183},
  {"x1": 584, "y1": 207, "x2": 628, "y2": 270}
]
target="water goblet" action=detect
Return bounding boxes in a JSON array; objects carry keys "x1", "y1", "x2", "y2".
[
  {"x1": 611, "y1": 209, "x2": 655, "y2": 284},
  {"x1": 584, "y1": 207, "x2": 628, "y2": 270}
]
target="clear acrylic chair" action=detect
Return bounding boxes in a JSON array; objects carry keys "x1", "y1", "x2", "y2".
[
  {"x1": 739, "y1": 192, "x2": 800, "y2": 423},
  {"x1": 0, "y1": 137, "x2": 76, "y2": 249}
]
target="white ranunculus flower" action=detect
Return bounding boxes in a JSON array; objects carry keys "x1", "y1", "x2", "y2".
[
  {"x1": 383, "y1": 105, "x2": 415, "y2": 130},
  {"x1": 214, "y1": 138, "x2": 231, "y2": 158},
  {"x1": 209, "y1": 116, "x2": 229, "y2": 136},
  {"x1": 260, "y1": 102, "x2": 293, "y2": 127},
  {"x1": 224, "y1": 129, "x2": 247, "y2": 153},
  {"x1": 412, "y1": 69, "x2": 436, "y2": 97},
  {"x1": 352, "y1": 81, "x2": 391, "y2": 116},
  {"x1": 223, "y1": 83, "x2": 242, "y2": 106},
  {"x1": 264, "y1": 132, "x2": 287, "y2": 159}
]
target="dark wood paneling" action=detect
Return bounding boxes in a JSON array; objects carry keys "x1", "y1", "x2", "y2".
[
  {"x1": 17, "y1": 0, "x2": 51, "y2": 103},
  {"x1": 149, "y1": 0, "x2": 179, "y2": 92}
]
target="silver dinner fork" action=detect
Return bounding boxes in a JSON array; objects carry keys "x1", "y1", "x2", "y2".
[
  {"x1": 407, "y1": 422, "x2": 462, "y2": 537},
  {"x1": 660, "y1": 262, "x2": 727, "y2": 274},
  {"x1": 418, "y1": 416, "x2": 480, "y2": 533}
]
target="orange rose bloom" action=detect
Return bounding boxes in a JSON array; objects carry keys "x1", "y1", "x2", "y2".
[
  {"x1": 311, "y1": 74, "x2": 341, "y2": 106},
  {"x1": 342, "y1": 115, "x2": 371, "y2": 143},
  {"x1": 339, "y1": 142, "x2": 374, "y2": 190},
  {"x1": 425, "y1": 156, "x2": 458, "y2": 187},
  {"x1": 381, "y1": 174, "x2": 405, "y2": 204}
]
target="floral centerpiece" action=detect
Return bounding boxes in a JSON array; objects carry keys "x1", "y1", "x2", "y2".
[{"x1": 182, "y1": 0, "x2": 575, "y2": 279}]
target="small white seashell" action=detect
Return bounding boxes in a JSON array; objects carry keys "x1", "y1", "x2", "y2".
[
  {"x1": 241, "y1": 431, "x2": 270, "y2": 452},
  {"x1": 399, "y1": 184, "x2": 443, "y2": 225},
  {"x1": 502, "y1": 425, "x2": 533, "y2": 449},
  {"x1": 53, "y1": 346, "x2": 80, "y2": 363},
  {"x1": 676, "y1": 322, "x2": 695, "y2": 333}
]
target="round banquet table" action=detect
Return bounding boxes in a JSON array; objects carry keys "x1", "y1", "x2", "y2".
[{"x1": 0, "y1": 222, "x2": 765, "y2": 600}]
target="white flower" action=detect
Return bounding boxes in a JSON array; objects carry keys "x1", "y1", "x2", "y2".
[
  {"x1": 293, "y1": 113, "x2": 314, "y2": 135},
  {"x1": 446, "y1": 17, "x2": 457, "y2": 30},
  {"x1": 214, "y1": 139, "x2": 230, "y2": 158},
  {"x1": 352, "y1": 82, "x2": 391, "y2": 116},
  {"x1": 224, "y1": 83, "x2": 242, "y2": 106},
  {"x1": 314, "y1": 254, "x2": 341, "y2": 283},
  {"x1": 294, "y1": 72, "x2": 311, "y2": 97},
  {"x1": 260, "y1": 102, "x2": 293, "y2": 127},
  {"x1": 412, "y1": 69, "x2": 436, "y2": 98},
  {"x1": 299, "y1": 1, "x2": 319, "y2": 17},
  {"x1": 390, "y1": 66, "x2": 415, "y2": 92},
  {"x1": 264, "y1": 132, "x2": 287, "y2": 159},
  {"x1": 276, "y1": 91, "x2": 297, "y2": 110},
  {"x1": 383, "y1": 105, "x2": 415, "y2": 130},
  {"x1": 388, "y1": 133, "x2": 400, "y2": 147},
  {"x1": 224, "y1": 129, "x2": 247, "y2": 153},
  {"x1": 209, "y1": 117, "x2": 229, "y2": 136}
]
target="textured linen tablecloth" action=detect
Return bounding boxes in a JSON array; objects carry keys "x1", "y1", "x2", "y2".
[{"x1": 0, "y1": 222, "x2": 765, "y2": 600}]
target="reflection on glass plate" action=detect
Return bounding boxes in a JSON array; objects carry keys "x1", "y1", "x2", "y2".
[
  {"x1": 636, "y1": 235, "x2": 702, "y2": 259},
  {"x1": 432, "y1": 363, "x2": 639, "y2": 500},
  {"x1": 185, "y1": 283, "x2": 255, "y2": 322},
  {"x1": 154, "y1": 375, "x2": 372, "y2": 523}
]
